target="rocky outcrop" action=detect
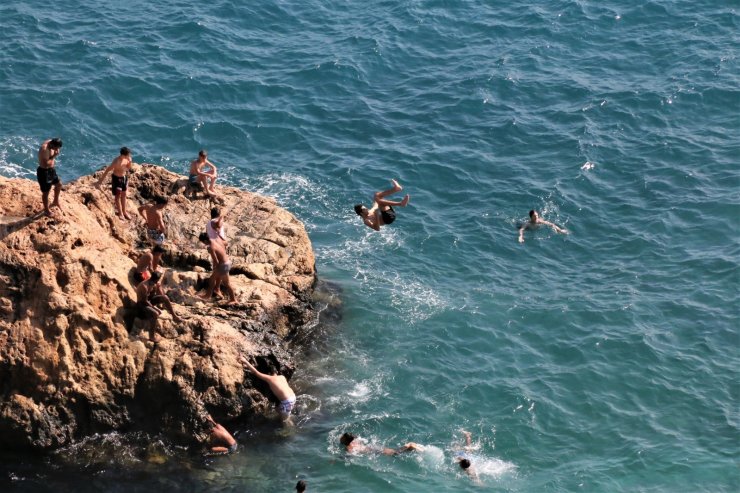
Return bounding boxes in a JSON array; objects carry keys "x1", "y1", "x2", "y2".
[{"x1": 0, "y1": 165, "x2": 316, "y2": 451}]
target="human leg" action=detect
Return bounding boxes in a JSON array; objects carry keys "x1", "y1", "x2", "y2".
[
  {"x1": 151, "y1": 295, "x2": 182, "y2": 323},
  {"x1": 51, "y1": 182, "x2": 63, "y2": 211}
]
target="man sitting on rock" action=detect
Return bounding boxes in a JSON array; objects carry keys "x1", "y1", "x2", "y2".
[
  {"x1": 133, "y1": 245, "x2": 165, "y2": 285},
  {"x1": 354, "y1": 179, "x2": 410, "y2": 231},
  {"x1": 138, "y1": 196, "x2": 168, "y2": 246},
  {"x1": 240, "y1": 356, "x2": 297, "y2": 426},
  {"x1": 135, "y1": 270, "x2": 182, "y2": 341},
  {"x1": 188, "y1": 150, "x2": 218, "y2": 197},
  {"x1": 198, "y1": 232, "x2": 236, "y2": 303}
]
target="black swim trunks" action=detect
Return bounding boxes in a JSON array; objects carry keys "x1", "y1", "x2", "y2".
[
  {"x1": 112, "y1": 175, "x2": 128, "y2": 195},
  {"x1": 36, "y1": 166, "x2": 60, "y2": 193},
  {"x1": 381, "y1": 206, "x2": 396, "y2": 225}
]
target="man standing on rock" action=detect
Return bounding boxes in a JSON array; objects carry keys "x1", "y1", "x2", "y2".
[
  {"x1": 240, "y1": 356, "x2": 296, "y2": 425},
  {"x1": 135, "y1": 270, "x2": 182, "y2": 342},
  {"x1": 96, "y1": 147, "x2": 133, "y2": 220},
  {"x1": 138, "y1": 196, "x2": 168, "y2": 245},
  {"x1": 198, "y1": 232, "x2": 236, "y2": 303},
  {"x1": 37, "y1": 137, "x2": 64, "y2": 216}
]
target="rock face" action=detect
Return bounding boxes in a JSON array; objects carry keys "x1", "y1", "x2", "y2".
[{"x1": 0, "y1": 165, "x2": 316, "y2": 451}]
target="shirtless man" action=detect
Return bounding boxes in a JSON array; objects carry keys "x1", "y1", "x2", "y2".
[
  {"x1": 133, "y1": 245, "x2": 165, "y2": 285},
  {"x1": 205, "y1": 414, "x2": 238, "y2": 455},
  {"x1": 134, "y1": 271, "x2": 182, "y2": 341},
  {"x1": 240, "y1": 356, "x2": 297, "y2": 425},
  {"x1": 454, "y1": 430, "x2": 482, "y2": 484},
  {"x1": 198, "y1": 232, "x2": 236, "y2": 303},
  {"x1": 188, "y1": 150, "x2": 218, "y2": 196},
  {"x1": 339, "y1": 433, "x2": 423, "y2": 456},
  {"x1": 138, "y1": 196, "x2": 168, "y2": 246},
  {"x1": 37, "y1": 138, "x2": 63, "y2": 216},
  {"x1": 518, "y1": 209, "x2": 568, "y2": 244},
  {"x1": 96, "y1": 147, "x2": 133, "y2": 220},
  {"x1": 354, "y1": 179, "x2": 410, "y2": 231}
]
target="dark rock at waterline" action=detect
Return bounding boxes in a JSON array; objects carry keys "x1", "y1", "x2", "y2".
[{"x1": 0, "y1": 165, "x2": 316, "y2": 451}]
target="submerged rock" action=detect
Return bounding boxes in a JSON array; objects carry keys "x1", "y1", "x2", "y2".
[{"x1": 0, "y1": 165, "x2": 316, "y2": 451}]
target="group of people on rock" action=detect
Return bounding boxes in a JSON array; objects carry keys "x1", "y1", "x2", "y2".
[
  {"x1": 35, "y1": 137, "x2": 299, "y2": 443},
  {"x1": 32, "y1": 137, "x2": 567, "y2": 486}
]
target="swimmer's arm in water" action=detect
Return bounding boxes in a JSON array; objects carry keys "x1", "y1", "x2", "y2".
[
  {"x1": 541, "y1": 220, "x2": 568, "y2": 234},
  {"x1": 518, "y1": 225, "x2": 528, "y2": 243}
]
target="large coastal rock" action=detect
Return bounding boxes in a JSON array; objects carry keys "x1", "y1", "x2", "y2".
[{"x1": 0, "y1": 165, "x2": 316, "y2": 451}]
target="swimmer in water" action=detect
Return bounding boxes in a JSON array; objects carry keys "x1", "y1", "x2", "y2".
[
  {"x1": 518, "y1": 209, "x2": 568, "y2": 243},
  {"x1": 240, "y1": 356, "x2": 296, "y2": 425},
  {"x1": 339, "y1": 432, "x2": 423, "y2": 456},
  {"x1": 454, "y1": 430, "x2": 482, "y2": 485},
  {"x1": 354, "y1": 179, "x2": 410, "y2": 231}
]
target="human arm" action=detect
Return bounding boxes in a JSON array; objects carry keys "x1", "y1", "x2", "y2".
[
  {"x1": 518, "y1": 226, "x2": 526, "y2": 243},
  {"x1": 137, "y1": 204, "x2": 148, "y2": 220},
  {"x1": 542, "y1": 220, "x2": 568, "y2": 234},
  {"x1": 239, "y1": 356, "x2": 271, "y2": 382},
  {"x1": 96, "y1": 163, "x2": 114, "y2": 187}
]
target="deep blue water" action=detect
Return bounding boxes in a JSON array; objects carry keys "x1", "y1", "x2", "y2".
[{"x1": 1, "y1": 1, "x2": 738, "y2": 491}]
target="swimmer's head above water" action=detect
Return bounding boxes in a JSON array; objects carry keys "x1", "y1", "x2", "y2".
[
  {"x1": 340, "y1": 432, "x2": 356, "y2": 446},
  {"x1": 459, "y1": 458, "x2": 471, "y2": 470}
]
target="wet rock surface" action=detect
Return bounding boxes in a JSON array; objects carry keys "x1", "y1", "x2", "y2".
[{"x1": 0, "y1": 165, "x2": 316, "y2": 451}]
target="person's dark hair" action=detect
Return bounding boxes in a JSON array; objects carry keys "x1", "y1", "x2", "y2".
[
  {"x1": 459, "y1": 458, "x2": 471, "y2": 470},
  {"x1": 199, "y1": 149, "x2": 207, "y2": 158},
  {"x1": 120, "y1": 147, "x2": 131, "y2": 156},
  {"x1": 354, "y1": 204, "x2": 364, "y2": 216},
  {"x1": 154, "y1": 196, "x2": 168, "y2": 205},
  {"x1": 152, "y1": 245, "x2": 165, "y2": 254},
  {"x1": 49, "y1": 138, "x2": 63, "y2": 149},
  {"x1": 198, "y1": 232, "x2": 210, "y2": 244},
  {"x1": 339, "y1": 433, "x2": 355, "y2": 446},
  {"x1": 210, "y1": 207, "x2": 220, "y2": 219},
  {"x1": 150, "y1": 271, "x2": 162, "y2": 283},
  {"x1": 295, "y1": 480, "x2": 306, "y2": 492},
  {"x1": 529, "y1": 210, "x2": 536, "y2": 219}
]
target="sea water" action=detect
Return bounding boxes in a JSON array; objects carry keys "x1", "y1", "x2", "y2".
[{"x1": 1, "y1": 1, "x2": 738, "y2": 491}]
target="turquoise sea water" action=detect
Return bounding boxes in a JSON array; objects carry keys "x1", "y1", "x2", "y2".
[{"x1": 1, "y1": 0, "x2": 739, "y2": 491}]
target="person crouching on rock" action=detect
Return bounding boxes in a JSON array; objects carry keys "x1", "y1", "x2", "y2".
[
  {"x1": 240, "y1": 356, "x2": 297, "y2": 426},
  {"x1": 138, "y1": 196, "x2": 168, "y2": 246},
  {"x1": 134, "y1": 245, "x2": 165, "y2": 285},
  {"x1": 135, "y1": 270, "x2": 182, "y2": 342},
  {"x1": 198, "y1": 232, "x2": 236, "y2": 304},
  {"x1": 205, "y1": 414, "x2": 237, "y2": 455}
]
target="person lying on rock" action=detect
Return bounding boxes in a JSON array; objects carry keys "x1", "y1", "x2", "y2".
[
  {"x1": 189, "y1": 150, "x2": 218, "y2": 197},
  {"x1": 239, "y1": 356, "x2": 296, "y2": 426},
  {"x1": 354, "y1": 179, "x2": 410, "y2": 231},
  {"x1": 96, "y1": 147, "x2": 134, "y2": 220},
  {"x1": 37, "y1": 137, "x2": 64, "y2": 216},
  {"x1": 138, "y1": 196, "x2": 168, "y2": 246},
  {"x1": 135, "y1": 270, "x2": 182, "y2": 341},
  {"x1": 134, "y1": 245, "x2": 165, "y2": 285},
  {"x1": 198, "y1": 232, "x2": 236, "y2": 303},
  {"x1": 339, "y1": 432, "x2": 424, "y2": 455},
  {"x1": 205, "y1": 414, "x2": 237, "y2": 454}
]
